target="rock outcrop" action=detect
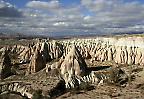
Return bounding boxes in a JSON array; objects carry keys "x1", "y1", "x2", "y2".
[
  {"x1": 60, "y1": 45, "x2": 87, "y2": 77},
  {"x1": 26, "y1": 49, "x2": 46, "y2": 74},
  {"x1": 46, "y1": 45, "x2": 88, "y2": 88},
  {"x1": 0, "y1": 47, "x2": 12, "y2": 79},
  {"x1": 1, "y1": 36, "x2": 144, "y2": 67},
  {"x1": 58, "y1": 37, "x2": 144, "y2": 65},
  {"x1": 40, "y1": 42, "x2": 51, "y2": 62},
  {"x1": 1, "y1": 36, "x2": 144, "y2": 77}
]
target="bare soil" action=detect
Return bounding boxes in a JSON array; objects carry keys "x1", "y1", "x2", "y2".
[{"x1": 1, "y1": 59, "x2": 144, "y2": 99}]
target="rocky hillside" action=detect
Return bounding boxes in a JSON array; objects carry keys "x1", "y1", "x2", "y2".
[{"x1": 0, "y1": 36, "x2": 144, "y2": 98}]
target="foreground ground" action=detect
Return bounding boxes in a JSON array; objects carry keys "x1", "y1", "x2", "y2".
[{"x1": 0, "y1": 60, "x2": 144, "y2": 99}]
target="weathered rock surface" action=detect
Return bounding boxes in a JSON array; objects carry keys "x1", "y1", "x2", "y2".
[
  {"x1": 1, "y1": 36, "x2": 144, "y2": 98},
  {"x1": 60, "y1": 45, "x2": 87, "y2": 77},
  {"x1": 2, "y1": 37, "x2": 144, "y2": 66},
  {"x1": 26, "y1": 48, "x2": 46, "y2": 74},
  {"x1": 0, "y1": 47, "x2": 12, "y2": 79},
  {"x1": 1, "y1": 36, "x2": 144, "y2": 77},
  {"x1": 59, "y1": 37, "x2": 144, "y2": 65},
  {"x1": 47, "y1": 45, "x2": 88, "y2": 88}
]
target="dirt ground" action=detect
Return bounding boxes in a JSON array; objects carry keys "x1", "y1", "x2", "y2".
[
  {"x1": 0, "y1": 59, "x2": 144, "y2": 99},
  {"x1": 56, "y1": 60, "x2": 144, "y2": 99}
]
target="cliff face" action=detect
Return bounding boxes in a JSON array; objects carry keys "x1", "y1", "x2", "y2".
[{"x1": 59, "y1": 37, "x2": 144, "y2": 66}]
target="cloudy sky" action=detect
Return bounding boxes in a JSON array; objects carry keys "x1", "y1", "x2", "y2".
[{"x1": 0, "y1": 0, "x2": 144, "y2": 37}]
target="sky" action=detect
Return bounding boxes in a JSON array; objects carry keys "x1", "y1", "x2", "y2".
[{"x1": 0, "y1": 0, "x2": 144, "y2": 37}]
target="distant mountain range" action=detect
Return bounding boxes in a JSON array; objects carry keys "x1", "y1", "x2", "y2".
[
  {"x1": 112, "y1": 31, "x2": 144, "y2": 35},
  {"x1": 0, "y1": 32, "x2": 48, "y2": 39},
  {"x1": 0, "y1": 31, "x2": 144, "y2": 39}
]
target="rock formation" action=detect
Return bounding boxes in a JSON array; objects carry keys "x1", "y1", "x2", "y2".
[
  {"x1": 40, "y1": 42, "x2": 51, "y2": 62},
  {"x1": 59, "y1": 45, "x2": 87, "y2": 88},
  {"x1": 19, "y1": 47, "x2": 32, "y2": 63},
  {"x1": 27, "y1": 48, "x2": 46, "y2": 74},
  {"x1": 46, "y1": 45, "x2": 88, "y2": 88},
  {"x1": 1, "y1": 36, "x2": 144, "y2": 77},
  {"x1": 60, "y1": 45, "x2": 87, "y2": 77},
  {"x1": 1, "y1": 36, "x2": 144, "y2": 96},
  {"x1": 0, "y1": 47, "x2": 12, "y2": 79}
]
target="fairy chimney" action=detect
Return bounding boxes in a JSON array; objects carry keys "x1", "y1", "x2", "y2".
[
  {"x1": 27, "y1": 49, "x2": 46, "y2": 74},
  {"x1": 60, "y1": 45, "x2": 87, "y2": 77}
]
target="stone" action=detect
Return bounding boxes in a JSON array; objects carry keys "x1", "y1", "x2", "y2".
[
  {"x1": 59, "y1": 45, "x2": 88, "y2": 88},
  {"x1": 0, "y1": 47, "x2": 12, "y2": 79},
  {"x1": 40, "y1": 42, "x2": 51, "y2": 62},
  {"x1": 60, "y1": 45, "x2": 87, "y2": 77},
  {"x1": 27, "y1": 49, "x2": 46, "y2": 74}
]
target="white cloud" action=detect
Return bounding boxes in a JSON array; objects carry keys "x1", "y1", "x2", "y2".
[
  {"x1": 83, "y1": 15, "x2": 91, "y2": 20},
  {"x1": 81, "y1": 0, "x2": 117, "y2": 12},
  {"x1": 0, "y1": 0, "x2": 13, "y2": 8},
  {"x1": 1, "y1": 0, "x2": 144, "y2": 36},
  {"x1": 0, "y1": 0, "x2": 22, "y2": 17},
  {"x1": 26, "y1": 0, "x2": 59, "y2": 9},
  {"x1": 53, "y1": 22, "x2": 69, "y2": 26}
]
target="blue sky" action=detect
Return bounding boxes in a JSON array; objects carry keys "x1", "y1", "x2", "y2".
[
  {"x1": 0, "y1": 0, "x2": 144, "y2": 36},
  {"x1": 4, "y1": 0, "x2": 81, "y2": 8},
  {"x1": 4, "y1": 0, "x2": 144, "y2": 8}
]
